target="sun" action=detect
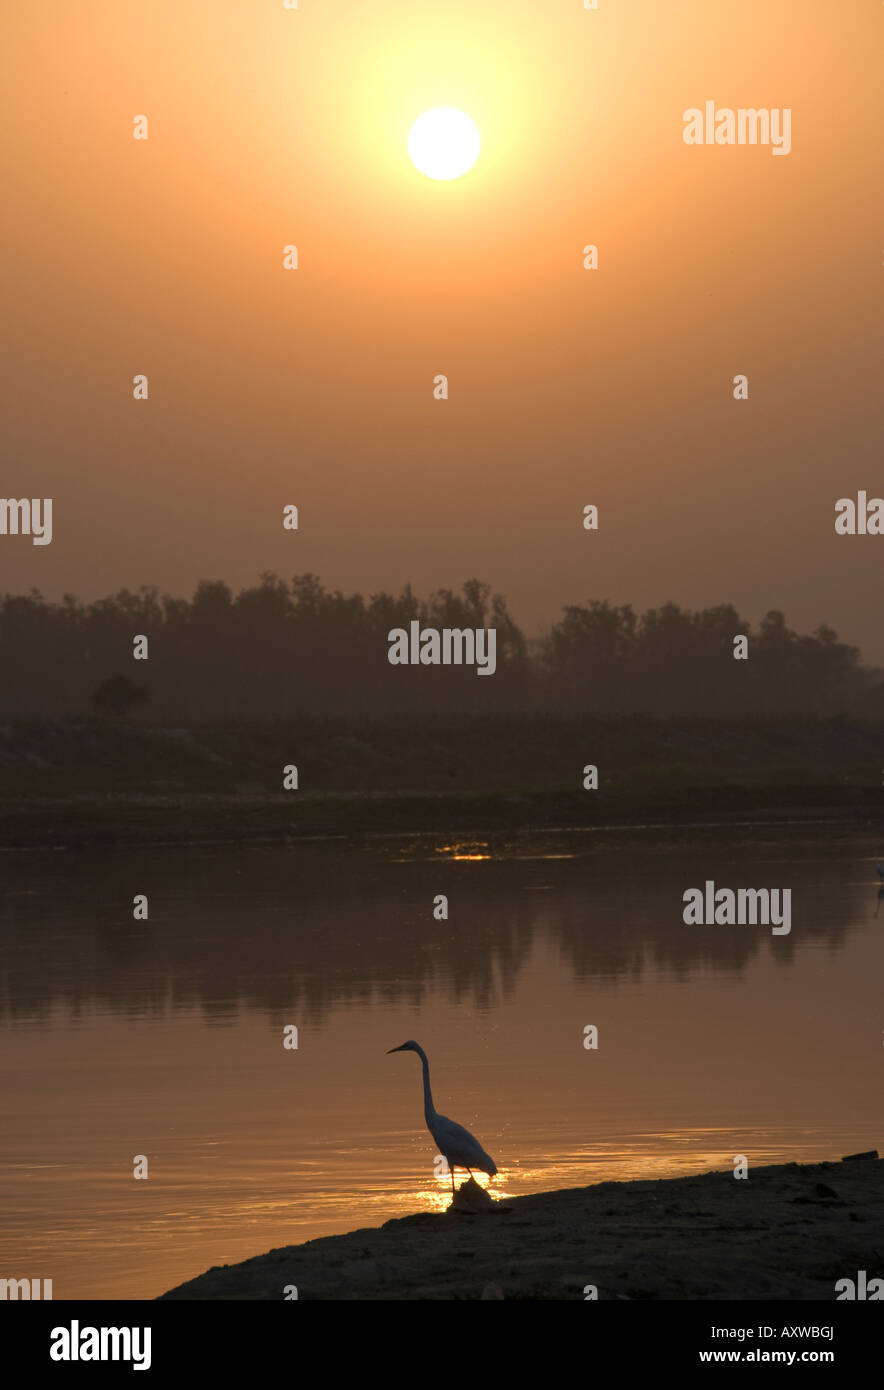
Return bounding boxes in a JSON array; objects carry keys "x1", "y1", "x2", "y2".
[{"x1": 408, "y1": 108, "x2": 481, "y2": 181}]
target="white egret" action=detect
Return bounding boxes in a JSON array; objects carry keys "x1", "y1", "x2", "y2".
[{"x1": 387, "y1": 1040, "x2": 497, "y2": 1197}]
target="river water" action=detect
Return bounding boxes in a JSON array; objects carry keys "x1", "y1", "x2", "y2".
[{"x1": 1, "y1": 827, "x2": 881, "y2": 1299}]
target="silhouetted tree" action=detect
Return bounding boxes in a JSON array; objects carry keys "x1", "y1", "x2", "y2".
[
  {"x1": 91, "y1": 675, "x2": 149, "y2": 718},
  {"x1": 0, "y1": 577, "x2": 874, "y2": 720}
]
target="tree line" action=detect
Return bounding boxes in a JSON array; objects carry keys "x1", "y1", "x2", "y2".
[{"x1": 0, "y1": 573, "x2": 878, "y2": 720}]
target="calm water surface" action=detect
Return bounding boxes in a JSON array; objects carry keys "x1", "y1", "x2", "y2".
[{"x1": 1, "y1": 828, "x2": 881, "y2": 1299}]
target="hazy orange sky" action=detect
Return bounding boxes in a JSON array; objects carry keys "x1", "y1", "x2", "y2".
[{"x1": 4, "y1": 1, "x2": 884, "y2": 655}]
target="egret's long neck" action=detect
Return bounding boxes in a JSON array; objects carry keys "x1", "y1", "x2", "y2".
[{"x1": 415, "y1": 1046, "x2": 436, "y2": 1122}]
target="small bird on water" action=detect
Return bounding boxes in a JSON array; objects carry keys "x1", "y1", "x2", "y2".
[{"x1": 387, "y1": 1040, "x2": 498, "y2": 1198}]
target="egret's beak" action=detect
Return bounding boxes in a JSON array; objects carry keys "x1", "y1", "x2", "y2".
[{"x1": 387, "y1": 1045, "x2": 405, "y2": 1053}]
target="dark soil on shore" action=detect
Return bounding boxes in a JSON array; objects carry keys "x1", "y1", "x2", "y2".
[
  {"x1": 159, "y1": 1156, "x2": 884, "y2": 1301},
  {"x1": 2, "y1": 715, "x2": 884, "y2": 848}
]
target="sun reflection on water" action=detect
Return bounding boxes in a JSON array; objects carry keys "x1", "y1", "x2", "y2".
[{"x1": 435, "y1": 841, "x2": 491, "y2": 862}]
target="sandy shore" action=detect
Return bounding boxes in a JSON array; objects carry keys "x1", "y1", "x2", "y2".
[{"x1": 159, "y1": 1156, "x2": 883, "y2": 1300}]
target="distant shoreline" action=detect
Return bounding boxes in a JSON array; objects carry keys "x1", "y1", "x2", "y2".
[
  {"x1": 158, "y1": 1156, "x2": 884, "y2": 1301},
  {"x1": 2, "y1": 790, "x2": 884, "y2": 851},
  {"x1": 3, "y1": 714, "x2": 883, "y2": 849}
]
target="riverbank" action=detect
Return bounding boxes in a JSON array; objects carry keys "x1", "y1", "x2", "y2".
[
  {"x1": 159, "y1": 1155, "x2": 884, "y2": 1300},
  {"x1": 1, "y1": 715, "x2": 883, "y2": 848}
]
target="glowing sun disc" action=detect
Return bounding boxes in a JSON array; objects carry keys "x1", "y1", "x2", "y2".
[{"x1": 408, "y1": 108, "x2": 480, "y2": 181}]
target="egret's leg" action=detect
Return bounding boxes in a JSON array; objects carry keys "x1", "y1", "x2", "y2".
[{"x1": 450, "y1": 1165, "x2": 456, "y2": 1197}]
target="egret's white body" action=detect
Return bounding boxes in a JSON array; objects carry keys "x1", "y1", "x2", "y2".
[{"x1": 387, "y1": 1040, "x2": 497, "y2": 1197}]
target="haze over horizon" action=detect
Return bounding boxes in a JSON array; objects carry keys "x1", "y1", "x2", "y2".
[{"x1": 4, "y1": 0, "x2": 884, "y2": 655}]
